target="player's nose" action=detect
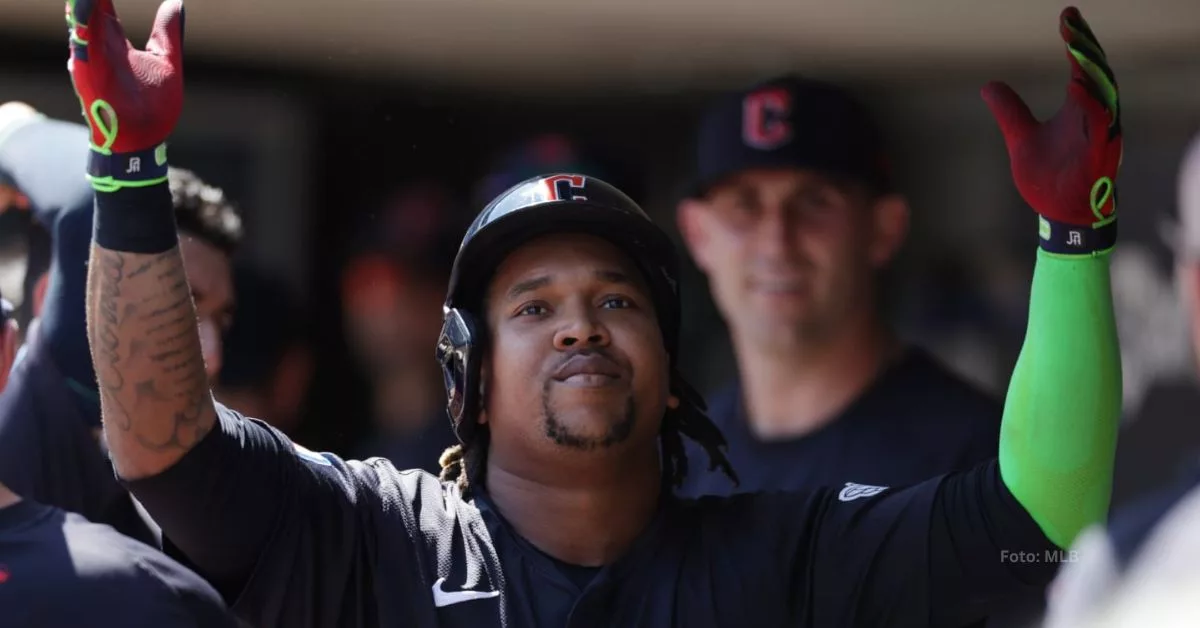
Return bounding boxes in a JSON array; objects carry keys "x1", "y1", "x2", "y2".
[
  {"x1": 756, "y1": 208, "x2": 796, "y2": 261},
  {"x1": 553, "y1": 310, "x2": 610, "y2": 350}
]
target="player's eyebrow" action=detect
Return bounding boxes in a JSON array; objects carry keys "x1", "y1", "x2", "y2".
[
  {"x1": 506, "y1": 276, "x2": 551, "y2": 301},
  {"x1": 594, "y1": 269, "x2": 636, "y2": 288},
  {"x1": 505, "y1": 269, "x2": 639, "y2": 301}
]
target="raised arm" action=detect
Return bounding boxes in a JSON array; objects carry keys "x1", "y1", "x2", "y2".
[
  {"x1": 68, "y1": 0, "x2": 213, "y2": 479},
  {"x1": 982, "y1": 6, "x2": 1123, "y2": 549},
  {"x1": 785, "y1": 11, "x2": 1125, "y2": 627},
  {"x1": 0, "y1": 116, "x2": 103, "y2": 414}
]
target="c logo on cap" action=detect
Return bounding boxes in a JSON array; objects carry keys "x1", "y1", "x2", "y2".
[
  {"x1": 544, "y1": 174, "x2": 588, "y2": 202},
  {"x1": 742, "y1": 87, "x2": 793, "y2": 151}
]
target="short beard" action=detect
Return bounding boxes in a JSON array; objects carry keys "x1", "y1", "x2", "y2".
[{"x1": 541, "y1": 380, "x2": 637, "y2": 451}]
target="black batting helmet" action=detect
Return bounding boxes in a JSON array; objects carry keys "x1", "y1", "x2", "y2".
[{"x1": 436, "y1": 173, "x2": 687, "y2": 446}]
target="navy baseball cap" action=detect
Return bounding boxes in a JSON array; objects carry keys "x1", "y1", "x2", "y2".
[{"x1": 686, "y1": 75, "x2": 891, "y2": 198}]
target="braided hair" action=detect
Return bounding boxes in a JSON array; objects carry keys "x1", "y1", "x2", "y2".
[
  {"x1": 660, "y1": 396, "x2": 739, "y2": 490},
  {"x1": 439, "y1": 432, "x2": 487, "y2": 493}
]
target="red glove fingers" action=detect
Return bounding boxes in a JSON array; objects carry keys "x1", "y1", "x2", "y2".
[
  {"x1": 981, "y1": 7, "x2": 1122, "y2": 256},
  {"x1": 67, "y1": 0, "x2": 185, "y2": 191}
]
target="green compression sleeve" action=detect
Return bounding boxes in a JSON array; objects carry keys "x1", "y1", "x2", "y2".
[{"x1": 999, "y1": 249, "x2": 1121, "y2": 549}]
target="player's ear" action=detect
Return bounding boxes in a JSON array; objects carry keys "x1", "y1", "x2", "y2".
[
  {"x1": 866, "y1": 193, "x2": 910, "y2": 268},
  {"x1": 676, "y1": 198, "x2": 714, "y2": 273}
]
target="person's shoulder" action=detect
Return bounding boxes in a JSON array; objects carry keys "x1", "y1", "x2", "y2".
[
  {"x1": 58, "y1": 510, "x2": 236, "y2": 623},
  {"x1": 59, "y1": 509, "x2": 169, "y2": 576},
  {"x1": 356, "y1": 456, "x2": 470, "y2": 504},
  {"x1": 890, "y1": 347, "x2": 1002, "y2": 426},
  {"x1": 668, "y1": 481, "x2": 921, "y2": 552},
  {"x1": 672, "y1": 487, "x2": 830, "y2": 529},
  {"x1": 220, "y1": 405, "x2": 478, "y2": 527},
  {"x1": 702, "y1": 381, "x2": 743, "y2": 425},
  {"x1": 903, "y1": 347, "x2": 999, "y2": 405},
  {"x1": 300, "y1": 444, "x2": 481, "y2": 523}
]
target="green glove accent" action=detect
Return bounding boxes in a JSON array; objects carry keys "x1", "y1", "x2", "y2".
[{"x1": 1000, "y1": 249, "x2": 1121, "y2": 549}]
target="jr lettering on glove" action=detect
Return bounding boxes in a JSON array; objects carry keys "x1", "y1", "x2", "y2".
[
  {"x1": 982, "y1": 6, "x2": 1121, "y2": 257},
  {"x1": 66, "y1": 0, "x2": 185, "y2": 193}
]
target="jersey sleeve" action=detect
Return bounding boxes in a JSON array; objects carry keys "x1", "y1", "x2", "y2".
[
  {"x1": 745, "y1": 460, "x2": 1059, "y2": 627},
  {"x1": 121, "y1": 402, "x2": 422, "y2": 625}
]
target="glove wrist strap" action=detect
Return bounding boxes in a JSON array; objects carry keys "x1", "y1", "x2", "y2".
[
  {"x1": 1038, "y1": 215, "x2": 1117, "y2": 256},
  {"x1": 94, "y1": 184, "x2": 179, "y2": 255},
  {"x1": 87, "y1": 143, "x2": 169, "y2": 193}
]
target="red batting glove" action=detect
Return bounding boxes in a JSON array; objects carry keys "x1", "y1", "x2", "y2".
[
  {"x1": 66, "y1": 0, "x2": 185, "y2": 192},
  {"x1": 982, "y1": 7, "x2": 1121, "y2": 256}
]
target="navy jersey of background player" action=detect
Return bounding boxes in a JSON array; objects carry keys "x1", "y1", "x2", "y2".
[
  {"x1": 126, "y1": 404, "x2": 1057, "y2": 628},
  {"x1": 0, "y1": 328, "x2": 159, "y2": 545},
  {"x1": 0, "y1": 498, "x2": 236, "y2": 627},
  {"x1": 680, "y1": 347, "x2": 1001, "y2": 498}
]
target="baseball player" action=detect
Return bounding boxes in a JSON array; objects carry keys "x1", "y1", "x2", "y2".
[
  {"x1": 0, "y1": 289, "x2": 237, "y2": 627},
  {"x1": 72, "y1": 2, "x2": 1122, "y2": 626},
  {"x1": 674, "y1": 75, "x2": 1001, "y2": 498},
  {"x1": 0, "y1": 106, "x2": 242, "y2": 546}
]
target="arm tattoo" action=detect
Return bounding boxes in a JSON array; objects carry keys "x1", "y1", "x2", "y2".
[
  {"x1": 94, "y1": 252, "x2": 132, "y2": 431},
  {"x1": 89, "y1": 246, "x2": 216, "y2": 471}
]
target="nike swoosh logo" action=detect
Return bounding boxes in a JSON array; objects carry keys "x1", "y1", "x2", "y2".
[{"x1": 432, "y1": 577, "x2": 500, "y2": 608}]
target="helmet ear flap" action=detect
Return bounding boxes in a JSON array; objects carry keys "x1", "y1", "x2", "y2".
[{"x1": 436, "y1": 307, "x2": 484, "y2": 445}]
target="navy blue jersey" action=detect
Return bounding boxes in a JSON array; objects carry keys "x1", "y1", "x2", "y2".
[
  {"x1": 1108, "y1": 461, "x2": 1200, "y2": 568},
  {"x1": 0, "y1": 498, "x2": 236, "y2": 627},
  {"x1": 0, "y1": 334, "x2": 159, "y2": 546},
  {"x1": 125, "y1": 404, "x2": 1058, "y2": 628},
  {"x1": 680, "y1": 348, "x2": 1001, "y2": 498}
]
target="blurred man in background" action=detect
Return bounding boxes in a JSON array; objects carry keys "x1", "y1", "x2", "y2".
[
  {"x1": 216, "y1": 262, "x2": 313, "y2": 435},
  {"x1": 0, "y1": 104, "x2": 243, "y2": 545},
  {"x1": 675, "y1": 76, "x2": 1001, "y2": 499},
  {"x1": 342, "y1": 182, "x2": 462, "y2": 471},
  {"x1": 1042, "y1": 131, "x2": 1200, "y2": 628},
  {"x1": 0, "y1": 285, "x2": 238, "y2": 626}
]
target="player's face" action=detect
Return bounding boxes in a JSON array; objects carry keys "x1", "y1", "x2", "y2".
[
  {"x1": 179, "y1": 234, "x2": 234, "y2": 383},
  {"x1": 483, "y1": 233, "x2": 669, "y2": 457},
  {"x1": 678, "y1": 169, "x2": 905, "y2": 350}
]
